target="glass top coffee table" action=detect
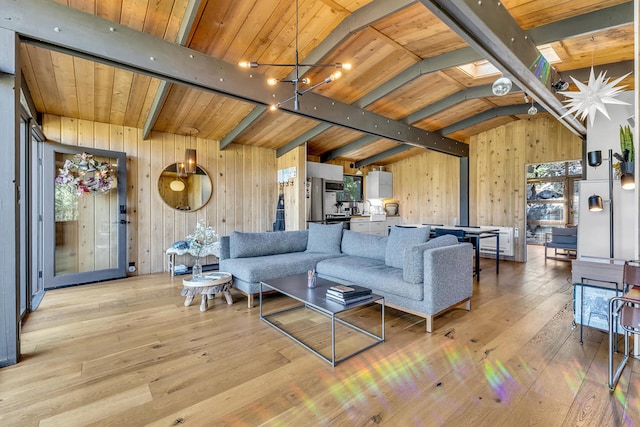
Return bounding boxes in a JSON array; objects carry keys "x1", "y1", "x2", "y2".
[{"x1": 260, "y1": 274, "x2": 384, "y2": 367}]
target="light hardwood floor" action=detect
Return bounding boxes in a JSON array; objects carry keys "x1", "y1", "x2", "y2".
[{"x1": 1, "y1": 246, "x2": 638, "y2": 426}]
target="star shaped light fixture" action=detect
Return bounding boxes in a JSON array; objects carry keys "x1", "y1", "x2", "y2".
[{"x1": 559, "y1": 67, "x2": 630, "y2": 127}]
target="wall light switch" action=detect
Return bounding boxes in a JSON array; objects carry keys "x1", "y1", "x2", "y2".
[{"x1": 514, "y1": 227, "x2": 519, "y2": 238}]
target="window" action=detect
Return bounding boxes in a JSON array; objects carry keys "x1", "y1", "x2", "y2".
[
  {"x1": 526, "y1": 160, "x2": 582, "y2": 244},
  {"x1": 337, "y1": 175, "x2": 363, "y2": 202}
]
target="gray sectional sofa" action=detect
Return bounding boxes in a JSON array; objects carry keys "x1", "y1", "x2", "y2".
[{"x1": 219, "y1": 223, "x2": 473, "y2": 332}]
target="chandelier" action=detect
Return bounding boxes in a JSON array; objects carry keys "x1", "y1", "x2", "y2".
[{"x1": 238, "y1": 0, "x2": 351, "y2": 111}]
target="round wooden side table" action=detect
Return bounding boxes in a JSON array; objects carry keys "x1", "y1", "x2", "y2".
[{"x1": 181, "y1": 272, "x2": 233, "y2": 312}]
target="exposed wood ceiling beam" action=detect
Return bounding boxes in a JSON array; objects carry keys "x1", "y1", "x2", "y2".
[
  {"x1": 527, "y1": 1, "x2": 632, "y2": 44},
  {"x1": 322, "y1": 58, "x2": 633, "y2": 164},
  {"x1": 558, "y1": 61, "x2": 634, "y2": 83},
  {"x1": 276, "y1": 123, "x2": 333, "y2": 157},
  {"x1": 356, "y1": 144, "x2": 414, "y2": 167},
  {"x1": 142, "y1": 0, "x2": 202, "y2": 140},
  {"x1": 417, "y1": 0, "x2": 587, "y2": 137},
  {"x1": 355, "y1": 47, "x2": 482, "y2": 109},
  {"x1": 440, "y1": 104, "x2": 545, "y2": 135},
  {"x1": 220, "y1": 106, "x2": 267, "y2": 149},
  {"x1": 426, "y1": 61, "x2": 635, "y2": 145},
  {"x1": 2, "y1": 0, "x2": 466, "y2": 156},
  {"x1": 322, "y1": 85, "x2": 517, "y2": 162},
  {"x1": 368, "y1": 26, "x2": 423, "y2": 62},
  {"x1": 223, "y1": 0, "x2": 418, "y2": 151},
  {"x1": 292, "y1": 0, "x2": 416, "y2": 79},
  {"x1": 355, "y1": 59, "x2": 634, "y2": 165},
  {"x1": 270, "y1": 3, "x2": 632, "y2": 162},
  {"x1": 298, "y1": 48, "x2": 483, "y2": 161},
  {"x1": 404, "y1": 84, "x2": 510, "y2": 124},
  {"x1": 356, "y1": 103, "x2": 546, "y2": 167},
  {"x1": 361, "y1": 3, "x2": 632, "y2": 110},
  {"x1": 321, "y1": 135, "x2": 380, "y2": 162}
]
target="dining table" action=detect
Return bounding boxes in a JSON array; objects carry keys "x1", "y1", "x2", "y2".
[{"x1": 433, "y1": 226, "x2": 500, "y2": 281}]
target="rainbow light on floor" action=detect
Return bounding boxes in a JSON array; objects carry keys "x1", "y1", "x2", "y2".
[
  {"x1": 560, "y1": 357, "x2": 587, "y2": 395},
  {"x1": 317, "y1": 340, "x2": 483, "y2": 422},
  {"x1": 443, "y1": 340, "x2": 474, "y2": 381},
  {"x1": 612, "y1": 378, "x2": 634, "y2": 425},
  {"x1": 483, "y1": 358, "x2": 517, "y2": 403}
]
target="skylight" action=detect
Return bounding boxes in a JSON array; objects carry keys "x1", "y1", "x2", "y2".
[{"x1": 458, "y1": 44, "x2": 561, "y2": 78}]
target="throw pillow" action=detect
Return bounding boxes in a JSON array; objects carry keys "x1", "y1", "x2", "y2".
[
  {"x1": 385, "y1": 226, "x2": 430, "y2": 269},
  {"x1": 403, "y1": 234, "x2": 458, "y2": 283},
  {"x1": 306, "y1": 222, "x2": 344, "y2": 254},
  {"x1": 171, "y1": 240, "x2": 189, "y2": 250},
  {"x1": 230, "y1": 230, "x2": 308, "y2": 258},
  {"x1": 341, "y1": 230, "x2": 387, "y2": 260}
]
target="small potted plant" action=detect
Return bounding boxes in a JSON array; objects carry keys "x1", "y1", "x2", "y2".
[{"x1": 613, "y1": 125, "x2": 634, "y2": 176}]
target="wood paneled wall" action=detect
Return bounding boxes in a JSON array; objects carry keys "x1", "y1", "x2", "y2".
[
  {"x1": 469, "y1": 115, "x2": 583, "y2": 261},
  {"x1": 42, "y1": 113, "x2": 583, "y2": 274},
  {"x1": 385, "y1": 150, "x2": 460, "y2": 225},
  {"x1": 43, "y1": 114, "x2": 277, "y2": 275}
]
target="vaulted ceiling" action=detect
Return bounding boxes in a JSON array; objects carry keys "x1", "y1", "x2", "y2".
[{"x1": 7, "y1": 0, "x2": 636, "y2": 166}]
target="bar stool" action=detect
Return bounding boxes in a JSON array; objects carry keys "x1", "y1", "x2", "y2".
[{"x1": 608, "y1": 263, "x2": 640, "y2": 390}]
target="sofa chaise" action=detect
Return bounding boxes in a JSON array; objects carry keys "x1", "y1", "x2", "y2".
[{"x1": 219, "y1": 223, "x2": 473, "y2": 332}]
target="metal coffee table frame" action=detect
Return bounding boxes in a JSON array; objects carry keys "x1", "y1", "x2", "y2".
[{"x1": 260, "y1": 275, "x2": 384, "y2": 367}]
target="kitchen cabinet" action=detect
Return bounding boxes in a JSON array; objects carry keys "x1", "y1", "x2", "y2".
[
  {"x1": 366, "y1": 171, "x2": 392, "y2": 199},
  {"x1": 369, "y1": 221, "x2": 387, "y2": 236},
  {"x1": 350, "y1": 216, "x2": 401, "y2": 235},
  {"x1": 386, "y1": 216, "x2": 401, "y2": 227},
  {"x1": 307, "y1": 161, "x2": 343, "y2": 181},
  {"x1": 350, "y1": 219, "x2": 369, "y2": 234}
]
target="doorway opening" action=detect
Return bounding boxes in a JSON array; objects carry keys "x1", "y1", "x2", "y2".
[
  {"x1": 525, "y1": 160, "x2": 582, "y2": 247},
  {"x1": 38, "y1": 143, "x2": 128, "y2": 290}
]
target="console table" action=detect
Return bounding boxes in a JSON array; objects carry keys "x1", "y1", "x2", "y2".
[{"x1": 166, "y1": 243, "x2": 221, "y2": 276}]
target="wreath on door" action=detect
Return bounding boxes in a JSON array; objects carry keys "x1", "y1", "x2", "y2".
[{"x1": 55, "y1": 152, "x2": 115, "y2": 194}]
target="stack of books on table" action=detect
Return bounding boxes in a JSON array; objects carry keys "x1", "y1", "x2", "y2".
[{"x1": 326, "y1": 284, "x2": 372, "y2": 304}]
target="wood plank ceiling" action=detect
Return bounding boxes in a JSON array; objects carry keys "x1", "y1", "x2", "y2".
[{"x1": 19, "y1": 0, "x2": 635, "y2": 166}]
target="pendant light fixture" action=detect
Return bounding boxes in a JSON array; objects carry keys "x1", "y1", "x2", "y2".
[
  {"x1": 185, "y1": 129, "x2": 197, "y2": 174},
  {"x1": 170, "y1": 162, "x2": 187, "y2": 192},
  {"x1": 238, "y1": 0, "x2": 351, "y2": 111},
  {"x1": 169, "y1": 177, "x2": 185, "y2": 192},
  {"x1": 492, "y1": 76, "x2": 512, "y2": 96}
]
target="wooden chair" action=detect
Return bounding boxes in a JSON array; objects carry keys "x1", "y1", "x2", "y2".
[
  {"x1": 544, "y1": 227, "x2": 577, "y2": 261},
  {"x1": 608, "y1": 263, "x2": 640, "y2": 390}
]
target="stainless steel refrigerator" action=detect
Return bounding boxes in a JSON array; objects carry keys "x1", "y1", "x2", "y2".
[
  {"x1": 307, "y1": 177, "x2": 340, "y2": 222},
  {"x1": 308, "y1": 177, "x2": 324, "y2": 222}
]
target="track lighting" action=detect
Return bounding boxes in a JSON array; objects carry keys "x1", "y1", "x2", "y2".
[{"x1": 551, "y1": 79, "x2": 569, "y2": 91}]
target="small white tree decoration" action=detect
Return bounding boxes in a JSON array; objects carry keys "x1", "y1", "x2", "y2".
[
  {"x1": 186, "y1": 220, "x2": 219, "y2": 258},
  {"x1": 186, "y1": 220, "x2": 219, "y2": 278}
]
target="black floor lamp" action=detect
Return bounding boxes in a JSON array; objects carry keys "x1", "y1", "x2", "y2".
[{"x1": 587, "y1": 149, "x2": 614, "y2": 259}]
